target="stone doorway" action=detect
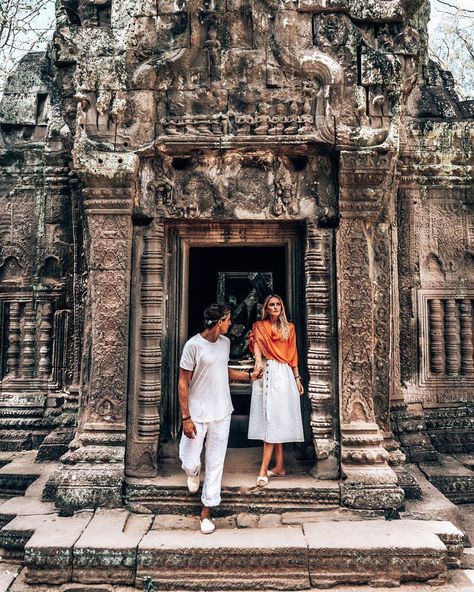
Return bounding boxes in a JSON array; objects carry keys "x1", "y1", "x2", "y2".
[
  {"x1": 160, "y1": 224, "x2": 309, "y2": 449},
  {"x1": 125, "y1": 219, "x2": 340, "y2": 487}
]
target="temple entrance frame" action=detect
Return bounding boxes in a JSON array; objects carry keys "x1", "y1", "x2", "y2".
[{"x1": 125, "y1": 219, "x2": 340, "y2": 480}]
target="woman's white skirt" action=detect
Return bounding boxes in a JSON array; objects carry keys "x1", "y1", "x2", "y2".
[{"x1": 248, "y1": 359, "x2": 304, "y2": 443}]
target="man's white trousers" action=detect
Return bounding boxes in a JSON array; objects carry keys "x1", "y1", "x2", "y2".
[{"x1": 179, "y1": 414, "x2": 231, "y2": 507}]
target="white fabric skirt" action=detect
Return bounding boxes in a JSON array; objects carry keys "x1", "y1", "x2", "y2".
[{"x1": 248, "y1": 359, "x2": 304, "y2": 443}]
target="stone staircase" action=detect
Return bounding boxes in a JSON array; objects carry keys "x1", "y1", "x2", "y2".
[
  {"x1": 0, "y1": 450, "x2": 471, "y2": 591},
  {"x1": 125, "y1": 476, "x2": 341, "y2": 515},
  {"x1": 0, "y1": 507, "x2": 465, "y2": 590},
  {"x1": 0, "y1": 408, "x2": 61, "y2": 452},
  {"x1": 419, "y1": 454, "x2": 474, "y2": 504}
]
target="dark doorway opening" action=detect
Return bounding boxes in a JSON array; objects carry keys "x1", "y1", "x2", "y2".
[
  {"x1": 188, "y1": 245, "x2": 288, "y2": 447},
  {"x1": 188, "y1": 246, "x2": 287, "y2": 337}
]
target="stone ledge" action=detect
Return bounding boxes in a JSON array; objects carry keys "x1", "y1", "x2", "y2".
[
  {"x1": 23, "y1": 512, "x2": 94, "y2": 584},
  {"x1": 73, "y1": 509, "x2": 153, "y2": 585},
  {"x1": 304, "y1": 520, "x2": 448, "y2": 588},
  {"x1": 136, "y1": 527, "x2": 310, "y2": 591},
  {"x1": 124, "y1": 479, "x2": 340, "y2": 515},
  {"x1": 419, "y1": 455, "x2": 474, "y2": 504},
  {"x1": 0, "y1": 503, "x2": 466, "y2": 591}
]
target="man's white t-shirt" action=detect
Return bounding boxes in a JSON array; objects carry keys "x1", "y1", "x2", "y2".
[{"x1": 180, "y1": 334, "x2": 234, "y2": 423}]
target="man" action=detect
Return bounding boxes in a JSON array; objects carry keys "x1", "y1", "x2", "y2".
[{"x1": 178, "y1": 303, "x2": 256, "y2": 534}]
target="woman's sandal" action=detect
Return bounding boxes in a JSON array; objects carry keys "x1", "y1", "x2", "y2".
[
  {"x1": 267, "y1": 470, "x2": 286, "y2": 478},
  {"x1": 256, "y1": 475, "x2": 269, "y2": 487}
]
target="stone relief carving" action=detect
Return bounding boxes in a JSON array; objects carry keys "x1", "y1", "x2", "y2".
[{"x1": 4, "y1": 0, "x2": 473, "y2": 514}]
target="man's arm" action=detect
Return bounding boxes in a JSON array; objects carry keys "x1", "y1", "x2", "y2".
[
  {"x1": 178, "y1": 368, "x2": 197, "y2": 438},
  {"x1": 228, "y1": 368, "x2": 259, "y2": 382}
]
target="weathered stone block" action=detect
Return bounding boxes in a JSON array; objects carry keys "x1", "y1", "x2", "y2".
[
  {"x1": 47, "y1": 465, "x2": 124, "y2": 514},
  {"x1": 304, "y1": 520, "x2": 448, "y2": 588},
  {"x1": 0, "y1": 496, "x2": 56, "y2": 529},
  {"x1": 151, "y1": 514, "x2": 199, "y2": 530},
  {"x1": 0, "y1": 514, "x2": 39, "y2": 560},
  {"x1": 341, "y1": 483, "x2": 405, "y2": 511},
  {"x1": 136, "y1": 527, "x2": 310, "y2": 590},
  {"x1": 73, "y1": 509, "x2": 152, "y2": 584},
  {"x1": 23, "y1": 513, "x2": 93, "y2": 584},
  {"x1": 420, "y1": 455, "x2": 474, "y2": 504},
  {"x1": 36, "y1": 428, "x2": 75, "y2": 462}
]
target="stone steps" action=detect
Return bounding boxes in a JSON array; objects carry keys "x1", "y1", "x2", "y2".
[
  {"x1": 0, "y1": 451, "x2": 43, "y2": 498},
  {"x1": 420, "y1": 454, "x2": 474, "y2": 504},
  {"x1": 0, "y1": 505, "x2": 465, "y2": 590},
  {"x1": 125, "y1": 480, "x2": 341, "y2": 515},
  {"x1": 0, "y1": 430, "x2": 33, "y2": 452}
]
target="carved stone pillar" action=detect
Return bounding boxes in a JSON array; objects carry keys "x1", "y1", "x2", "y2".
[
  {"x1": 125, "y1": 220, "x2": 163, "y2": 477},
  {"x1": 337, "y1": 151, "x2": 404, "y2": 509},
  {"x1": 47, "y1": 147, "x2": 139, "y2": 513},
  {"x1": 6, "y1": 302, "x2": 21, "y2": 379},
  {"x1": 305, "y1": 223, "x2": 339, "y2": 479}
]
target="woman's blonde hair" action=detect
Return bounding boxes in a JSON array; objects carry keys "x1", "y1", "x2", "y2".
[{"x1": 262, "y1": 294, "x2": 290, "y2": 340}]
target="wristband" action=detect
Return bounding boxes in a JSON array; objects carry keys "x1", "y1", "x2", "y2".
[
  {"x1": 182, "y1": 415, "x2": 191, "y2": 422},
  {"x1": 248, "y1": 369, "x2": 252, "y2": 380},
  {"x1": 294, "y1": 375, "x2": 301, "y2": 380}
]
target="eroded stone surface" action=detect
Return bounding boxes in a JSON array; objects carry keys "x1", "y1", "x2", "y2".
[
  {"x1": 23, "y1": 512, "x2": 94, "y2": 584},
  {"x1": 305, "y1": 520, "x2": 448, "y2": 588},
  {"x1": 136, "y1": 527, "x2": 310, "y2": 590},
  {"x1": 72, "y1": 509, "x2": 152, "y2": 584}
]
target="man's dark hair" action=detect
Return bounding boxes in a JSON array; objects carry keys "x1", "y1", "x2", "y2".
[{"x1": 203, "y1": 303, "x2": 231, "y2": 328}]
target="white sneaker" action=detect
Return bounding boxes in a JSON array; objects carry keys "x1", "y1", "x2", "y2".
[
  {"x1": 187, "y1": 472, "x2": 200, "y2": 494},
  {"x1": 200, "y1": 518, "x2": 215, "y2": 534}
]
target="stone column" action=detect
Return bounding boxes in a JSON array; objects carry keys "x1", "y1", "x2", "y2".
[
  {"x1": 48, "y1": 148, "x2": 139, "y2": 513},
  {"x1": 337, "y1": 151, "x2": 404, "y2": 510}
]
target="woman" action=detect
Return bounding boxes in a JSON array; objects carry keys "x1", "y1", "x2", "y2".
[{"x1": 248, "y1": 294, "x2": 304, "y2": 486}]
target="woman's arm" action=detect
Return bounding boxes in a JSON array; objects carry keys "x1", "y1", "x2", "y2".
[
  {"x1": 251, "y1": 339, "x2": 264, "y2": 380},
  {"x1": 292, "y1": 366, "x2": 304, "y2": 395}
]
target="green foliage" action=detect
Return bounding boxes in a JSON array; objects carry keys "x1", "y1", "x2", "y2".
[{"x1": 0, "y1": 0, "x2": 55, "y2": 90}]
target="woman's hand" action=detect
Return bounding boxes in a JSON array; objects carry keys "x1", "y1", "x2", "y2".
[
  {"x1": 251, "y1": 361, "x2": 264, "y2": 381},
  {"x1": 295, "y1": 376, "x2": 304, "y2": 395},
  {"x1": 183, "y1": 418, "x2": 197, "y2": 439}
]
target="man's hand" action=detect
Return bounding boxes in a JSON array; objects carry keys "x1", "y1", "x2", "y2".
[{"x1": 183, "y1": 418, "x2": 197, "y2": 439}]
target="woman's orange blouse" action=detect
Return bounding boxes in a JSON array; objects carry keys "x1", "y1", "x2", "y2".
[{"x1": 249, "y1": 320, "x2": 298, "y2": 368}]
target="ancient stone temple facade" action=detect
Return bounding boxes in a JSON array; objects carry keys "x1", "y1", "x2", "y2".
[{"x1": 0, "y1": 0, "x2": 472, "y2": 514}]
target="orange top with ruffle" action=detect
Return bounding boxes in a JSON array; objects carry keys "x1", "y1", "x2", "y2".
[{"x1": 249, "y1": 320, "x2": 298, "y2": 367}]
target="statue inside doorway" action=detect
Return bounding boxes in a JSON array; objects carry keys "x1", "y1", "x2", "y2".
[{"x1": 217, "y1": 271, "x2": 272, "y2": 360}]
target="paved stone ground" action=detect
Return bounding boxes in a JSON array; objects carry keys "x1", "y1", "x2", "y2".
[{"x1": 0, "y1": 451, "x2": 473, "y2": 591}]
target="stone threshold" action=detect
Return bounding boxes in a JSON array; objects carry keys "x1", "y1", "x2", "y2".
[{"x1": 124, "y1": 476, "x2": 341, "y2": 515}]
